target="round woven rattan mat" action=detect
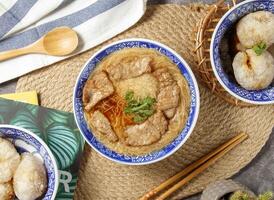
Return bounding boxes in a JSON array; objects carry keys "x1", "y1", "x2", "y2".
[{"x1": 16, "y1": 4, "x2": 274, "y2": 200}]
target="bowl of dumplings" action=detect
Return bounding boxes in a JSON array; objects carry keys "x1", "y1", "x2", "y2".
[
  {"x1": 210, "y1": 0, "x2": 274, "y2": 105},
  {"x1": 0, "y1": 125, "x2": 59, "y2": 200}
]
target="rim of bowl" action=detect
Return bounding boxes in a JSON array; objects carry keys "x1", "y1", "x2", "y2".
[
  {"x1": 210, "y1": 0, "x2": 274, "y2": 105},
  {"x1": 73, "y1": 38, "x2": 200, "y2": 165},
  {"x1": 0, "y1": 124, "x2": 59, "y2": 200}
]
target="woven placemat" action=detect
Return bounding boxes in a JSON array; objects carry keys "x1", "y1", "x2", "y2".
[{"x1": 16, "y1": 4, "x2": 274, "y2": 200}]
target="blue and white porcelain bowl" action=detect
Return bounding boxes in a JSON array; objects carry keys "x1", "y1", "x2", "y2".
[
  {"x1": 210, "y1": 0, "x2": 274, "y2": 105},
  {"x1": 73, "y1": 38, "x2": 200, "y2": 165},
  {"x1": 0, "y1": 125, "x2": 59, "y2": 200}
]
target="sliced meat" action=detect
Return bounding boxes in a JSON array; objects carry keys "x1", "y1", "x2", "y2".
[
  {"x1": 153, "y1": 68, "x2": 180, "y2": 119},
  {"x1": 125, "y1": 111, "x2": 168, "y2": 146},
  {"x1": 164, "y1": 108, "x2": 177, "y2": 119},
  {"x1": 83, "y1": 71, "x2": 114, "y2": 111},
  {"x1": 89, "y1": 111, "x2": 118, "y2": 142},
  {"x1": 106, "y1": 56, "x2": 152, "y2": 81}
]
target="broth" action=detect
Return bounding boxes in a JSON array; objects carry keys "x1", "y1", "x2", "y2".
[{"x1": 83, "y1": 48, "x2": 191, "y2": 155}]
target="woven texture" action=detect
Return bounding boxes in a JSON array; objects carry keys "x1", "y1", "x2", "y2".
[
  {"x1": 195, "y1": 0, "x2": 251, "y2": 107},
  {"x1": 16, "y1": 4, "x2": 274, "y2": 200}
]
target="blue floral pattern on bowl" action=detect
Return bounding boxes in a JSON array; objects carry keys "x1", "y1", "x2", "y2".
[
  {"x1": 73, "y1": 39, "x2": 200, "y2": 165},
  {"x1": 0, "y1": 125, "x2": 58, "y2": 200},
  {"x1": 211, "y1": 0, "x2": 274, "y2": 104}
]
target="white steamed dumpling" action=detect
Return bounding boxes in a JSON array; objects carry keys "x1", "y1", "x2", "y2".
[
  {"x1": 237, "y1": 11, "x2": 274, "y2": 48},
  {"x1": 0, "y1": 137, "x2": 20, "y2": 183},
  {"x1": 13, "y1": 153, "x2": 47, "y2": 200},
  {"x1": 232, "y1": 49, "x2": 274, "y2": 90}
]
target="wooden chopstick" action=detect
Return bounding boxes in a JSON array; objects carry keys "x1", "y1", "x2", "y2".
[
  {"x1": 156, "y1": 133, "x2": 248, "y2": 200},
  {"x1": 139, "y1": 132, "x2": 248, "y2": 200}
]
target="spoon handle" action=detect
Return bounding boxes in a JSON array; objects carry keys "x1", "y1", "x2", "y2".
[{"x1": 0, "y1": 47, "x2": 31, "y2": 62}]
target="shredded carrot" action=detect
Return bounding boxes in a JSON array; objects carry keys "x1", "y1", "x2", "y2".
[{"x1": 93, "y1": 93, "x2": 135, "y2": 140}]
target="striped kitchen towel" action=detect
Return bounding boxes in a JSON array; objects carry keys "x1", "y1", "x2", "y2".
[{"x1": 0, "y1": 0, "x2": 147, "y2": 83}]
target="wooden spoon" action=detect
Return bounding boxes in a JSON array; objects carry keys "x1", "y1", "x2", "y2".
[{"x1": 0, "y1": 27, "x2": 78, "y2": 61}]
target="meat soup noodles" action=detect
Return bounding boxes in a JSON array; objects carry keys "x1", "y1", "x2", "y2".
[{"x1": 82, "y1": 48, "x2": 190, "y2": 155}]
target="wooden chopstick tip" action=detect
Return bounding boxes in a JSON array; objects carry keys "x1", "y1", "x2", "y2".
[
  {"x1": 139, "y1": 190, "x2": 157, "y2": 200},
  {"x1": 237, "y1": 132, "x2": 249, "y2": 140}
]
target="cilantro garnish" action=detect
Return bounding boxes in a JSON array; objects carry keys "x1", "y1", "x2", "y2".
[
  {"x1": 124, "y1": 90, "x2": 156, "y2": 123},
  {"x1": 252, "y1": 42, "x2": 267, "y2": 56}
]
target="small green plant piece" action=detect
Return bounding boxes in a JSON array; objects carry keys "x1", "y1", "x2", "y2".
[
  {"x1": 124, "y1": 90, "x2": 156, "y2": 123},
  {"x1": 229, "y1": 191, "x2": 251, "y2": 200},
  {"x1": 258, "y1": 192, "x2": 273, "y2": 200},
  {"x1": 125, "y1": 90, "x2": 134, "y2": 101},
  {"x1": 252, "y1": 42, "x2": 267, "y2": 56},
  {"x1": 133, "y1": 115, "x2": 147, "y2": 123},
  {"x1": 229, "y1": 191, "x2": 273, "y2": 200}
]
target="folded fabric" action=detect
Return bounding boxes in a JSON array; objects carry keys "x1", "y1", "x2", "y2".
[
  {"x1": 0, "y1": 0, "x2": 147, "y2": 83},
  {"x1": 0, "y1": 0, "x2": 64, "y2": 39}
]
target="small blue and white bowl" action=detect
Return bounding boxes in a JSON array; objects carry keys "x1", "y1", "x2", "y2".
[
  {"x1": 210, "y1": 0, "x2": 274, "y2": 105},
  {"x1": 73, "y1": 38, "x2": 200, "y2": 165},
  {"x1": 0, "y1": 125, "x2": 59, "y2": 200}
]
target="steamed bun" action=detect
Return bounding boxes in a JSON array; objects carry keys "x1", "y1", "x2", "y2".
[
  {"x1": 13, "y1": 153, "x2": 47, "y2": 200},
  {"x1": 0, "y1": 137, "x2": 20, "y2": 183},
  {"x1": 237, "y1": 11, "x2": 274, "y2": 48},
  {"x1": 232, "y1": 49, "x2": 274, "y2": 90}
]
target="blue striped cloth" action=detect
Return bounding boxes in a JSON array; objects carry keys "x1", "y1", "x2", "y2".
[{"x1": 0, "y1": 0, "x2": 147, "y2": 83}]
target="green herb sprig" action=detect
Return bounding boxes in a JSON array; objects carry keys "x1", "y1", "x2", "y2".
[
  {"x1": 252, "y1": 42, "x2": 267, "y2": 56},
  {"x1": 258, "y1": 192, "x2": 273, "y2": 200},
  {"x1": 230, "y1": 191, "x2": 252, "y2": 200},
  {"x1": 124, "y1": 91, "x2": 156, "y2": 123},
  {"x1": 229, "y1": 191, "x2": 273, "y2": 200}
]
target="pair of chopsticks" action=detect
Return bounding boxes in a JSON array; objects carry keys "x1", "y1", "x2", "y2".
[{"x1": 139, "y1": 132, "x2": 248, "y2": 200}]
